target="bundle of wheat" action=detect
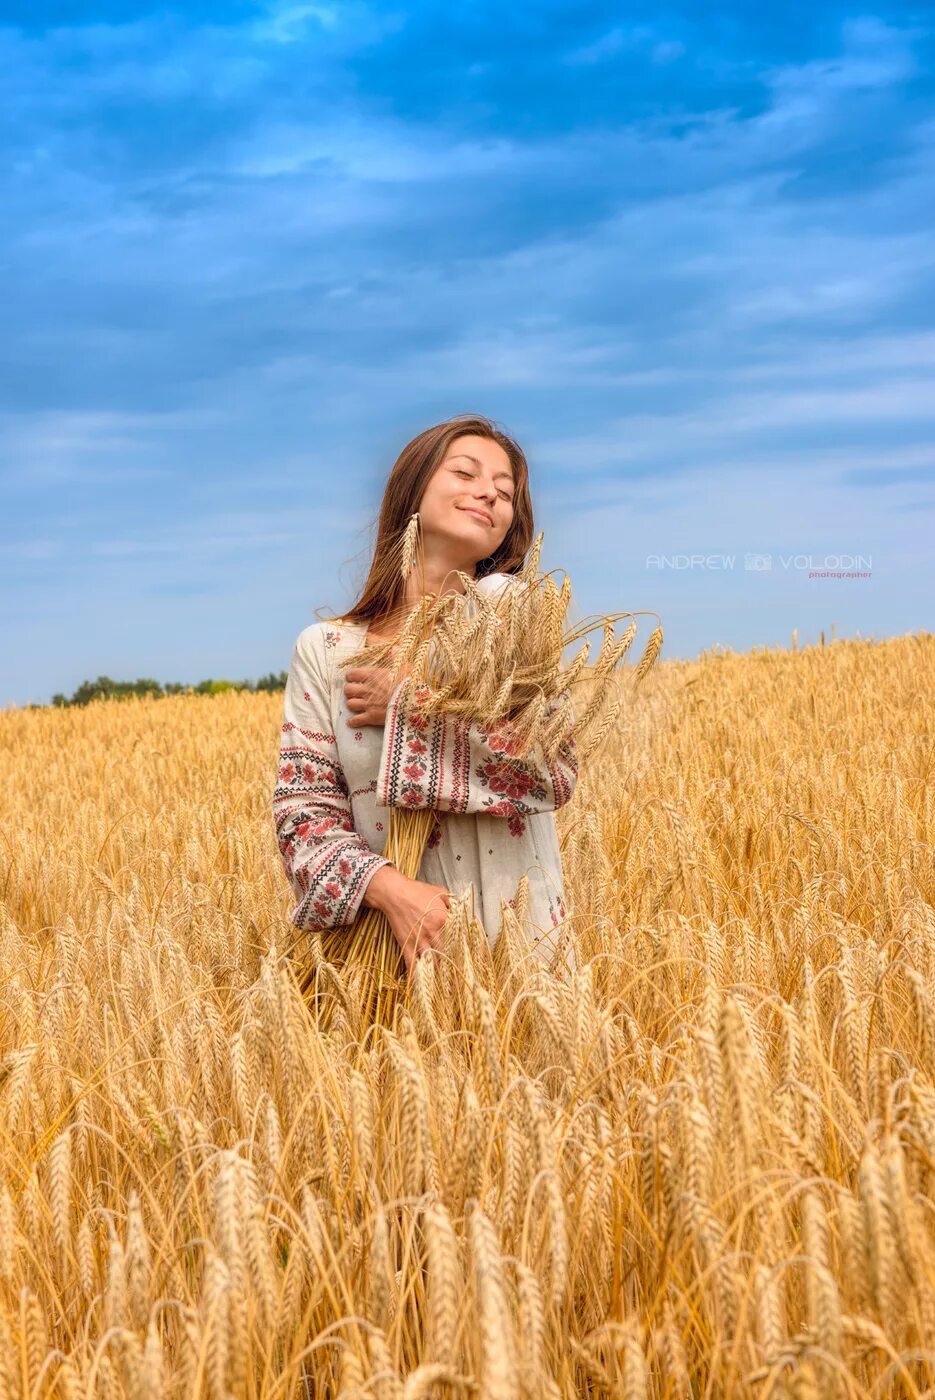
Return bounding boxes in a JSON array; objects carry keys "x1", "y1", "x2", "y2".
[{"x1": 306, "y1": 513, "x2": 663, "y2": 1029}]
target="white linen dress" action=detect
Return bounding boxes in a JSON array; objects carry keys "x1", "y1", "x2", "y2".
[{"x1": 271, "y1": 572, "x2": 578, "y2": 969}]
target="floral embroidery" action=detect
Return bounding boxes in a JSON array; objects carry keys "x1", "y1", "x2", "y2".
[
  {"x1": 278, "y1": 753, "x2": 343, "y2": 793},
  {"x1": 475, "y1": 756, "x2": 547, "y2": 806},
  {"x1": 354, "y1": 730, "x2": 362, "y2": 741},
  {"x1": 485, "y1": 725, "x2": 523, "y2": 756},
  {"x1": 394, "y1": 723, "x2": 432, "y2": 808},
  {"x1": 273, "y1": 626, "x2": 399, "y2": 934},
  {"x1": 376, "y1": 672, "x2": 576, "y2": 821},
  {"x1": 476, "y1": 798, "x2": 528, "y2": 837},
  {"x1": 282, "y1": 721, "x2": 337, "y2": 746},
  {"x1": 296, "y1": 814, "x2": 340, "y2": 840},
  {"x1": 375, "y1": 821, "x2": 383, "y2": 831},
  {"x1": 279, "y1": 830, "x2": 298, "y2": 876},
  {"x1": 426, "y1": 814, "x2": 444, "y2": 848},
  {"x1": 274, "y1": 737, "x2": 385, "y2": 926}
]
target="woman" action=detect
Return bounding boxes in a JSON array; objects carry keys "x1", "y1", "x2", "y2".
[{"x1": 271, "y1": 414, "x2": 578, "y2": 980}]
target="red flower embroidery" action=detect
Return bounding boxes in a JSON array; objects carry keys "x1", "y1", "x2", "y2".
[
  {"x1": 487, "y1": 727, "x2": 522, "y2": 756},
  {"x1": 279, "y1": 761, "x2": 297, "y2": 783},
  {"x1": 296, "y1": 815, "x2": 339, "y2": 841},
  {"x1": 375, "y1": 821, "x2": 384, "y2": 831},
  {"x1": 481, "y1": 799, "x2": 527, "y2": 837},
  {"x1": 407, "y1": 736, "x2": 428, "y2": 755},
  {"x1": 477, "y1": 760, "x2": 541, "y2": 802}
]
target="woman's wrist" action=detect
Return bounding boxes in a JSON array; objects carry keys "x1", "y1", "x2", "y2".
[{"x1": 361, "y1": 863, "x2": 407, "y2": 913}]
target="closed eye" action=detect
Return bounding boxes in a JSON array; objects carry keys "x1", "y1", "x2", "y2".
[{"x1": 454, "y1": 468, "x2": 513, "y2": 502}]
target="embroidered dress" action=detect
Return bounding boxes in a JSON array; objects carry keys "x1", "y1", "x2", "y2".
[{"x1": 271, "y1": 572, "x2": 578, "y2": 970}]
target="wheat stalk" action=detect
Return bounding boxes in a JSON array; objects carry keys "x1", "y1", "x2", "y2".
[
  {"x1": 467, "y1": 1203, "x2": 519, "y2": 1400},
  {"x1": 423, "y1": 1200, "x2": 461, "y2": 1363}
]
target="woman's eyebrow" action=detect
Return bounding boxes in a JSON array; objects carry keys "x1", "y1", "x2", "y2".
[{"x1": 450, "y1": 452, "x2": 514, "y2": 484}]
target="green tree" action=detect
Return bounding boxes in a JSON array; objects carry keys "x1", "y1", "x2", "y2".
[{"x1": 45, "y1": 670, "x2": 289, "y2": 707}]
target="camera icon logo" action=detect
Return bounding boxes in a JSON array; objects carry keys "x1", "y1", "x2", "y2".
[{"x1": 744, "y1": 553, "x2": 772, "y2": 572}]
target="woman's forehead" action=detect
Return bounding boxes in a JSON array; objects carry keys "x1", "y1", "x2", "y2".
[{"x1": 445, "y1": 439, "x2": 513, "y2": 477}]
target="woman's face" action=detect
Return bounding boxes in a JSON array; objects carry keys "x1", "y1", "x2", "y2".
[{"x1": 417, "y1": 433, "x2": 516, "y2": 567}]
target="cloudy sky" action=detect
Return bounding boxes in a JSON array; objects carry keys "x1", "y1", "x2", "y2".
[{"x1": 3, "y1": 2, "x2": 933, "y2": 705}]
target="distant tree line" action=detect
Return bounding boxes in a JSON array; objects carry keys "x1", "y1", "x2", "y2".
[{"x1": 45, "y1": 672, "x2": 288, "y2": 708}]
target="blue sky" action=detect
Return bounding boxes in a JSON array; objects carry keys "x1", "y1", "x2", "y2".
[{"x1": 2, "y1": 3, "x2": 933, "y2": 706}]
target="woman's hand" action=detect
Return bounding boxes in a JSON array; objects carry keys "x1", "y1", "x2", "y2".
[
  {"x1": 344, "y1": 657, "x2": 413, "y2": 728},
  {"x1": 362, "y1": 867, "x2": 451, "y2": 976}
]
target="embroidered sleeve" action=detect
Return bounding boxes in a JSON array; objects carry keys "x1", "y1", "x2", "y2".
[
  {"x1": 272, "y1": 625, "x2": 392, "y2": 931},
  {"x1": 375, "y1": 676, "x2": 578, "y2": 825}
]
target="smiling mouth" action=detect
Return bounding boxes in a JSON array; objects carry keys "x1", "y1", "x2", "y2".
[{"x1": 458, "y1": 506, "x2": 493, "y2": 527}]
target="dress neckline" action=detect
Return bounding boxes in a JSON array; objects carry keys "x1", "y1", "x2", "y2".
[{"x1": 333, "y1": 619, "x2": 394, "y2": 649}]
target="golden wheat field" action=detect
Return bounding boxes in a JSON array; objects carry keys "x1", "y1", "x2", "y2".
[{"x1": 2, "y1": 631, "x2": 935, "y2": 1399}]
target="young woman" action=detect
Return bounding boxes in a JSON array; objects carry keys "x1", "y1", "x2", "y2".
[{"x1": 271, "y1": 414, "x2": 578, "y2": 979}]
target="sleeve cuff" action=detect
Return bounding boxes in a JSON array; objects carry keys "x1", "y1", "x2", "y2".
[
  {"x1": 291, "y1": 852, "x2": 393, "y2": 931},
  {"x1": 344, "y1": 853, "x2": 394, "y2": 924}
]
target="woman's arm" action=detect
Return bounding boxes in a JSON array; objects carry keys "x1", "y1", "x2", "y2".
[
  {"x1": 375, "y1": 675, "x2": 578, "y2": 818},
  {"x1": 272, "y1": 625, "x2": 393, "y2": 930}
]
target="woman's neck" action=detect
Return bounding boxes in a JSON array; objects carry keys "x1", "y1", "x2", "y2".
[{"x1": 402, "y1": 557, "x2": 476, "y2": 608}]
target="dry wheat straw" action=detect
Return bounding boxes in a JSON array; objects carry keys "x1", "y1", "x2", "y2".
[
  {"x1": 468, "y1": 1203, "x2": 519, "y2": 1400},
  {"x1": 423, "y1": 1200, "x2": 461, "y2": 1362}
]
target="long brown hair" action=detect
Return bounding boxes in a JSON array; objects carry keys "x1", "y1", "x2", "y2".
[{"x1": 325, "y1": 414, "x2": 535, "y2": 629}]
